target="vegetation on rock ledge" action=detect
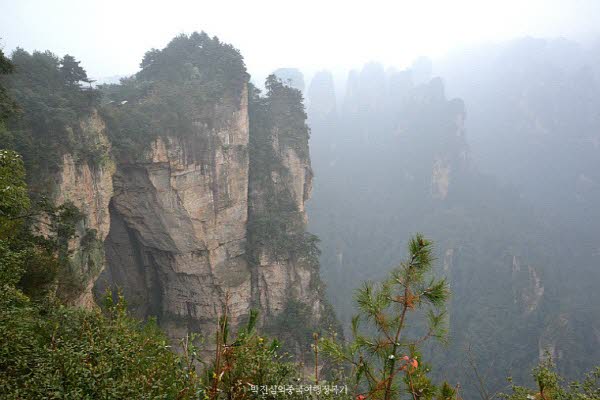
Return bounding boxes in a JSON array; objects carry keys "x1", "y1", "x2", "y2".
[
  {"x1": 99, "y1": 31, "x2": 248, "y2": 159},
  {"x1": 0, "y1": 48, "x2": 101, "y2": 173}
]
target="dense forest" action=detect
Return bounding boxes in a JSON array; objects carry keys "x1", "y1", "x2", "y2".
[{"x1": 0, "y1": 29, "x2": 599, "y2": 400}]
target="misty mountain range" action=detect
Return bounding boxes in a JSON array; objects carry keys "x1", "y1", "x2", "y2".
[{"x1": 292, "y1": 36, "x2": 600, "y2": 396}]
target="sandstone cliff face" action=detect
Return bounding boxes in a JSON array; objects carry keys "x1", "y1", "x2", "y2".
[
  {"x1": 429, "y1": 95, "x2": 468, "y2": 200},
  {"x1": 511, "y1": 255, "x2": 545, "y2": 314},
  {"x1": 49, "y1": 111, "x2": 115, "y2": 308},
  {"x1": 6, "y1": 33, "x2": 332, "y2": 357},
  {"x1": 245, "y1": 78, "x2": 333, "y2": 359},
  {"x1": 249, "y1": 127, "x2": 320, "y2": 319},
  {"x1": 73, "y1": 82, "x2": 330, "y2": 342},
  {"x1": 95, "y1": 89, "x2": 251, "y2": 339}
]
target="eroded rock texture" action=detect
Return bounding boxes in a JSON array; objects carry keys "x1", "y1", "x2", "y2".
[
  {"x1": 248, "y1": 91, "x2": 321, "y2": 319},
  {"x1": 48, "y1": 111, "x2": 115, "y2": 307},
  {"x1": 89, "y1": 82, "x2": 330, "y2": 343},
  {"x1": 245, "y1": 77, "x2": 335, "y2": 360},
  {"x1": 95, "y1": 89, "x2": 252, "y2": 338}
]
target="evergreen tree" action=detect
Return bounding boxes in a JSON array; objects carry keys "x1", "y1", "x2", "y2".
[
  {"x1": 60, "y1": 54, "x2": 91, "y2": 86},
  {"x1": 0, "y1": 48, "x2": 19, "y2": 123},
  {"x1": 2, "y1": 49, "x2": 101, "y2": 171},
  {"x1": 322, "y1": 234, "x2": 451, "y2": 399}
]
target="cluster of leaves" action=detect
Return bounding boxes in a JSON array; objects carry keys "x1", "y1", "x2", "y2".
[
  {"x1": 0, "y1": 111, "x2": 87, "y2": 303},
  {"x1": 0, "y1": 293, "x2": 202, "y2": 399},
  {"x1": 248, "y1": 76, "x2": 310, "y2": 196},
  {"x1": 201, "y1": 299, "x2": 351, "y2": 400},
  {"x1": 0, "y1": 48, "x2": 101, "y2": 173},
  {"x1": 263, "y1": 300, "x2": 321, "y2": 362},
  {"x1": 204, "y1": 307, "x2": 291, "y2": 399},
  {"x1": 99, "y1": 31, "x2": 248, "y2": 158},
  {"x1": 502, "y1": 356, "x2": 600, "y2": 400},
  {"x1": 248, "y1": 214, "x2": 321, "y2": 264},
  {"x1": 0, "y1": 148, "x2": 33, "y2": 303},
  {"x1": 0, "y1": 149, "x2": 30, "y2": 223},
  {"x1": 0, "y1": 49, "x2": 19, "y2": 129},
  {"x1": 260, "y1": 75, "x2": 310, "y2": 161}
]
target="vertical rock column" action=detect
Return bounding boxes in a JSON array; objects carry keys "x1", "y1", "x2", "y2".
[{"x1": 98, "y1": 88, "x2": 252, "y2": 340}]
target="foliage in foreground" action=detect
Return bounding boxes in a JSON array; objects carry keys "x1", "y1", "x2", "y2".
[
  {"x1": 0, "y1": 294, "x2": 202, "y2": 399},
  {"x1": 199, "y1": 297, "x2": 350, "y2": 400},
  {"x1": 0, "y1": 143, "x2": 200, "y2": 399},
  {"x1": 502, "y1": 356, "x2": 600, "y2": 400},
  {"x1": 321, "y1": 234, "x2": 452, "y2": 400}
]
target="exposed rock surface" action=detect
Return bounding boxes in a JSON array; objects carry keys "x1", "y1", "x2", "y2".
[
  {"x1": 48, "y1": 111, "x2": 115, "y2": 307},
  {"x1": 511, "y1": 255, "x2": 545, "y2": 314},
  {"x1": 95, "y1": 89, "x2": 252, "y2": 338},
  {"x1": 431, "y1": 159, "x2": 450, "y2": 199},
  {"x1": 249, "y1": 123, "x2": 320, "y2": 319},
  {"x1": 4, "y1": 32, "x2": 331, "y2": 361},
  {"x1": 59, "y1": 82, "x2": 331, "y2": 343}
]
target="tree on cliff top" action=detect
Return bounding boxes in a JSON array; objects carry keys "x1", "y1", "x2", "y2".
[
  {"x1": 99, "y1": 32, "x2": 249, "y2": 158},
  {"x1": 1, "y1": 49, "x2": 101, "y2": 171},
  {"x1": 0, "y1": 48, "x2": 18, "y2": 124},
  {"x1": 60, "y1": 54, "x2": 92, "y2": 86},
  {"x1": 137, "y1": 31, "x2": 248, "y2": 92}
]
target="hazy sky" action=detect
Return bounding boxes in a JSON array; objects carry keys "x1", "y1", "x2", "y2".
[{"x1": 1, "y1": 0, "x2": 599, "y2": 81}]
